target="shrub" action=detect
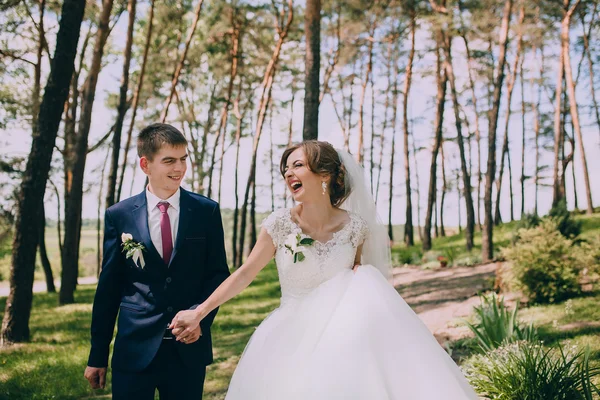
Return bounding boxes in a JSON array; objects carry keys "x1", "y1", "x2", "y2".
[
  {"x1": 394, "y1": 246, "x2": 423, "y2": 265},
  {"x1": 501, "y1": 220, "x2": 584, "y2": 304},
  {"x1": 465, "y1": 292, "x2": 537, "y2": 352},
  {"x1": 464, "y1": 342, "x2": 600, "y2": 400},
  {"x1": 454, "y1": 253, "x2": 482, "y2": 267},
  {"x1": 548, "y1": 199, "x2": 582, "y2": 239}
]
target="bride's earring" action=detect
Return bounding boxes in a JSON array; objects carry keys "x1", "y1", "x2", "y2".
[{"x1": 321, "y1": 181, "x2": 327, "y2": 195}]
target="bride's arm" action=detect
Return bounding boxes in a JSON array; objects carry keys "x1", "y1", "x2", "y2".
[{"x1": 169, "y1": 227, "x2": 275, "y2": 338}]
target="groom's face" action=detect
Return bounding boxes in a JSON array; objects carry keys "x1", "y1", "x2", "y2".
[{"x1": 140, "y1": 144, "x2": 188, "y2": 193}]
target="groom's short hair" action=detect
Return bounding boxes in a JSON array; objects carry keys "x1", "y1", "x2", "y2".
[{"x1": 137, "y1": 123, "x2": 187, "y2": 161}]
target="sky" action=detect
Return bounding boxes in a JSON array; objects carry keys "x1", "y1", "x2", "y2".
[{"x1": 2, "y1": 5, "x2": 599, "y2": 229}]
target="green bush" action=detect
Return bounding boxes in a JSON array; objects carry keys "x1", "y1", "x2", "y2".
[
  {"x1": 454, "y1": 253, "x2": 482, "y2": 267},
  {"x1": 501, "y1": 221, "x2": 584, "y2": 304},
  {"x1": 548, "y1": 199, "x2": 582, "y2": 239},
  {"x1": 465, "y1": 292, "x2": 537, "y2": 352},
  {"x1": 394, "y1": 246, "x2": 423, "y2": 265},
  {"x1": 464, "y1": 342, "x2": 600, "y2": 400}
]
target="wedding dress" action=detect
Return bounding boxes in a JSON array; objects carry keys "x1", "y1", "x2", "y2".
[{"x1": 224, "y1": 208, "x2": 479, "y2": 399}]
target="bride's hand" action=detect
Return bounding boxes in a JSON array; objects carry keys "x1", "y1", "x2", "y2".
[
  {"x1": 169, "y1": 309, "x2": 203, "y2": 342},
  {"x1": 352, "y1": 263, "x2": 360, "y2": 273}
]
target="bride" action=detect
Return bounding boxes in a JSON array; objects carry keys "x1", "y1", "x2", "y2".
[{"x1": 170, "y1": 140, "x2": 479, "y2": 399}]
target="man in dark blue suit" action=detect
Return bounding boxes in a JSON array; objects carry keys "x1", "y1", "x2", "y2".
[{"x1": 84, "y1": 123, "x2": 230, "y2": 399}]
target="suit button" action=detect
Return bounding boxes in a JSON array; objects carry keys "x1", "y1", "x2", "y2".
[
  {"x1": 166, "y1": 277, "x2": 172, "y2": 283},
  {"x1": 167, "y1": 306, "x2": 173, "y2": 312}
]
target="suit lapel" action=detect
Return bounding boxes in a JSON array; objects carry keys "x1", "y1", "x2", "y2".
[
  {"x1": 169, "y1": 188, "x2": 191, "y2": 267},
  {"x1": 131, "y1": 191, "x2": 167, "y2": 273}
]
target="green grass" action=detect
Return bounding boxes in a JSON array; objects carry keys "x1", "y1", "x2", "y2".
[{"x1": 0, "y1": 263, "x2": 280, "y2": 400}]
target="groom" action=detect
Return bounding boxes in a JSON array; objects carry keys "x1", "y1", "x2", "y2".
[{"x1": 84, "y1": 123, "x2": 230, "y2": 399}]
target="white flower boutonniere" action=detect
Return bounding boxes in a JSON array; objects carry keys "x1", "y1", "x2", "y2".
[
  {"x1": 284, "y1": 233, "x2": 315, "y2": 263},
  {"x1": 121, "y1": 233, "x2": 146, "y2": 269}
]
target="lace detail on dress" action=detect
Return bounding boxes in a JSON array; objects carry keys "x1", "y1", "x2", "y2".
[{"x1": 261, "y1": 208, "x2": 370, "y2": 299}]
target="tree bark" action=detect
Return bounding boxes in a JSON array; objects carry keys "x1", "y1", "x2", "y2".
[
  {"x1": 494, "y1": 6, "x2": 524, "y2": 225},
  {"x1": 460, "y1": 23, "x2": 482, "y2": 230},
  {"x1": 356, "y1": 25, "x2": 375, "y2": 165},
  {"x1": 533, "y1": 45, "x2": 541, "y2": 215},
  {"x1": 482, "y1": 0, "x2": 512, "y2": 263},
  {"x1": 562, "y1": 0, "x2": 592, "y2": 213},
  {"x1": 403, "y1": 13, "x2": 416, "y2": 247},
  {"x1": 1, "y1": 0, "x2": 86, "y2": 345},
  {"x1": 60, "y1": 0, "x2": 114, "y2": 305},
  {"x1": 237, "y1": 0, "x2": 293, "y2": 266},
  {"x1": 440, "y1": 141, "x2": 447, "y2": 237},
  {"x1": 442, "y1": 31, "x2": 475, "y2": 250},
  {"x1": 106, "y1": 0, "x2": 136, "y2": 208},
  {"x1": 580, "y1": 8, "x2": 600, "y2": 147},
  {"x1": 303, "y1": 0, "x2": 320, "y2": 140},
  {"x1": 39, "y1": 203, "x2": 56, "y2": 293},
  {"x1": 117, "y1": 0, "x2": 154, "y2": 202},
  {"x1": 423, "y1": 39, "x2": 447, "y2": 251},
  {"x1": 160, "y1": 0, "x2": 205, "y2": 122},
  {"x1": 208, "y1": 18, "x2": 240, "y2": 199}
]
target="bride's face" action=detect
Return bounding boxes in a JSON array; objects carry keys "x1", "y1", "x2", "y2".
[{"x1": 283, "y1": 148, "x2": 327, "y2": 203}]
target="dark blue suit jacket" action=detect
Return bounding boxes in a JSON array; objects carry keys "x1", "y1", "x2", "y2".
[{"x1": 87, "y1": 188, "x2": 230, "y2": 372}]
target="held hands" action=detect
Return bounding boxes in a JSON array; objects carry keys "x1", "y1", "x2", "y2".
[{"x1": 169, "y1": 309, "x2": 203, "y2": 343}]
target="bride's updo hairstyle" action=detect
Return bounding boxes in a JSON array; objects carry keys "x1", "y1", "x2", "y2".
[{"x1": 280, "y1": 140, "x2": 352, "y2": 207}]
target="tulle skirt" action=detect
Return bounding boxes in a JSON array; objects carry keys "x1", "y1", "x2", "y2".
[{"x1": 225, "y1": 265, "x2": 479, "y2": 399}]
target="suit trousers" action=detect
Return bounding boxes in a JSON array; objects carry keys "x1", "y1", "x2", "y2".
[{"x1": 112, "y1": 338, "x2": 206, "y2": 400}]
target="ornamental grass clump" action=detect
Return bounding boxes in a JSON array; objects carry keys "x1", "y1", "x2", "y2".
[
  {"x1": 464, "y1": 342, "x2": 600, "y2": 400},
  {"x1": 465, "y1": 292, "x2": 536, "y2": 353}
]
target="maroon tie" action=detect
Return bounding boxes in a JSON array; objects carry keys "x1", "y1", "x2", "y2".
[{"x1": 157, "y1": 202, "x2": 173, "y2": 265}]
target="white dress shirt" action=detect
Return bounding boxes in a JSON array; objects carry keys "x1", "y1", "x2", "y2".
[{"x1": 146, "y1": 187, "x2": 180, "y2": 261}]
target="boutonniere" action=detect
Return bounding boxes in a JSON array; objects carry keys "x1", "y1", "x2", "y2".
[
  {"x1": 121, "y1": 233, "x2": 146, "y2": 269},
  {"x1": 284, "y1": 233, "x2": 315, "y2": 263}
]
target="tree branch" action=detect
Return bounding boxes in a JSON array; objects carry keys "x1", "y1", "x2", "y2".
[
  {"x1": 87, "y1": 124, "x2": 115, "y2": 153},
  {"x1": 0, "y1": 49, "x2": 36, "y2": 65}
]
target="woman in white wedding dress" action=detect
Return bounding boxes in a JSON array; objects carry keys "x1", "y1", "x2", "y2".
[{"x1": 170, "y1": 140, "x2": 479, "y2": 399}]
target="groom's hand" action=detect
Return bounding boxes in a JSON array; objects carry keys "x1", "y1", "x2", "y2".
[
  {"x1": 174, "y1": 324, "x2": 202, "y2": 344},
  {"x1": 84, "y1": 366, "x2": 107, "y2": 389}
]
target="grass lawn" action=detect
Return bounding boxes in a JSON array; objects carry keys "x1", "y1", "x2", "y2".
[{"x1": 0, "y1": 263, "x2": 280, "y2": 400}]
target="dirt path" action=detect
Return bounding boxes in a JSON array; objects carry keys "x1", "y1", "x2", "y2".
[
  {"x1": 392, "y1": 262, "x2": 498, "y2": 344},
  {"x1": 0, "y1": 276, "x2": 98, "y2": 297}
]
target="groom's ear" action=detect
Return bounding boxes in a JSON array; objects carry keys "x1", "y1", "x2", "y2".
[{"x1": 140, "y1": 157, "x2": 150, "y2": 174}]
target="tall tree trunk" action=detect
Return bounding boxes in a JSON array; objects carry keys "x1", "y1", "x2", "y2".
[
  {"x1": 369, "y1": 83, "x2": 376, "y2": 194},
  {"x1": 60, "y1": 0, "x2": 114, "y2": 305},
  {"x1": 440, "y1": 141, "x2": 447, "y2": 237},
  {"x1": 160, "y1": 0, "x2": 205, "y2": 122},
  {"x1": 411, "y1": 130, "x2": 423, "y2": 241},
  {"x1": 209, "y1": 21, "x2": 240, "y2": 199},
  {"x1": 388, "y1": 42, "x2": 400, "y2": 243},
  {"x1": 237, "y1": 0, "x2": 293, "y2": 266},
  {"x1": 39, "y1": 203, "x2": 56, "y2": 293},
  {"x1": 552, "y1": 2, "x2": 570, "y2": 207},
  {"x1": 533, "y1": 46, "x2": 541, "y2": 215},
  {"x1": 461, "y1": 26, "x2": 482, "y2": 231},
  {"x1": 562, "y1": 0, "x2": 593, "y2": 213},
  {"x1": 494, "y1": 6, "x2": 524, "y2": 225},
  {"x1": 403, "y1": 12, "x2": 416, "y2": 247},
  {"x1": 269, "y1": 104, "x2": 275, "y2": 211},
  {"x1": 117, "y1": 0, "x2": 154, "y2": 202},
  {"x1": 106, "y1": 0, "x2": 136, "y2": 208},
  {"x1": 231, "y1": 78, "x2": 246, "y2": 269},
  {"x1": 375, "y1": 41, "x2": 394, "y2": 204},
  {"x1": 520, "y1": 56, "x2": 526, "y2": 217},
  {"x1": 356, "y1": 25, "x2": 375, "y2": 165},
  {"x1": 1, "y1": 0, "x2": 86, "y2": 345},
  {"x1": 580, "y1": 8, "x2": 600, "y2": 146},
  {"x1": 423, "y1": 39, "x2": 447, "y2": 251},
  {"x1": 303, "y1": 0, "x2": 320, "y2": 140},
  {"x1": 442, "y1": 32, "x2": 475, "y2": 250},
  {"x1": 482, "y1": 0, "x2": 512, "y2": 263}
]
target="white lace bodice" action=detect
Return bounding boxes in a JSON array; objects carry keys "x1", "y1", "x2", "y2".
[{"x1": 262, "y1": 208, "x2": 369, "y2": 301}]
